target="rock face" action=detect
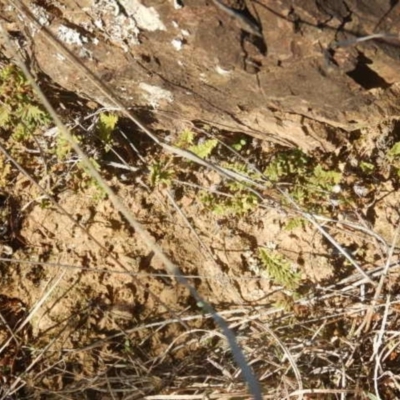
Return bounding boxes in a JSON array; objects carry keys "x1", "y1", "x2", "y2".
[{"x1": 2, "y1": 0, "x2": 400, "y2": 151}]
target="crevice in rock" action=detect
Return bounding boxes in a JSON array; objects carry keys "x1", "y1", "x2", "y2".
[{"x1": 346, "y1": 52, "x2": 390, "y2": 90}]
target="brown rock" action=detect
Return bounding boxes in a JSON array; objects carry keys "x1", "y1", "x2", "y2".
[{"x1": 2, "y1": 0, "x2": 400, "y2": 151}]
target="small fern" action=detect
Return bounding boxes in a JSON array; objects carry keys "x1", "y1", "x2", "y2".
[
  {"x1": 258, "y1": 247, "x2": 301, "y2": 290},
  {"x1": 264, "y1": 149, "x2": 310, "y2": 182},
  {"x1": 0, "y1": 64, "x2": 51, "y2": 142},
  {"x1": 148, "y1": 160, "x2": 174, "y2": 187},
  {"x1": 175, "y1": 128, "x2": 195, "y2": 148},
  {"x1": 308, "y1": 164, "x2": 341, "y2": 191},
  {"x1": 285, "y1": 217, "x2": 307, "y2": 231},
  {"x1": 200, "y1": 190, "x2": 259, "y2": 216},
  {"x1": 54, "y1": 133, "x2": 81, "y2": 161},
  {"x1": 175, "y1": 129, "x2": 218, "y2": 159},
  {"x1": 264, "y1": 148, "x2": 343, "y2": 212},
  {"x1": 189, "y1": 138, "x2": 218, "y2": 159},
  {"x1": 96, "y1": 112, "x2": 118, "y2": 152}
]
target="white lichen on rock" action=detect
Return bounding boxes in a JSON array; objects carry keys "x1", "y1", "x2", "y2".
[
  {"x1": 118, "y1": 0, "x2": 166, "y2": 31},
  {"x1": 31, "y1": 4, "x2": 51, "y2": 27},
  {"x1": 171, "y1": 38, "x2": 183, "y2": 51},
  {"x1": 139, "y1": 83, "x2": 173, "y2": 109},
  {"x1": 57, "y1": 25, "x2": 89, "y2": 46},
  {"x1": 88, "y1": 0, "x2": 166, "y2": 51}
]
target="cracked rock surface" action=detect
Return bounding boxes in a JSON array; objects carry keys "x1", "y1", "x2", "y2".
[{"x1": 2, "y1": 0, "x2": 400, "y2": 150}]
